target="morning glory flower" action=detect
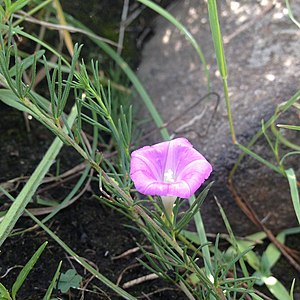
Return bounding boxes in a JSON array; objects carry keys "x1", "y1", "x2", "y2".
[{"x1": 130, "y1": 138, "x2": 212, "y2": 199}]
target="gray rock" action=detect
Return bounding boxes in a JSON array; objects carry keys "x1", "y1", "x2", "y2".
[{"x1": 136, "y1": 0, "x2": 300, "y2": 234}]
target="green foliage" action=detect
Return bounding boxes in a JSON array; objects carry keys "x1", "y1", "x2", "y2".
[
  {"x1": 43, "y1": 44, "x2": 82, "y2": 120},
  {"x1": 0, "y1": 0, "x2": 30, "y2": 21},
  {"x1": 0, "y1": 104, "x2": 78, "y2": 247},
  {"x1": 0, "y1": 0, "x2": 298, "y2": 299},
  {"x1": 57, "y1": 269, "x2": 82, "y2": 294},
  {"x1": 0, "y1": 283, "x2": 12, "y2": 300},
  {"x1": 225, "y1": 227, "x2": 300, "y2": 300},
  {"x1": 285, "y1": 0, "x2": 300, "y2": 29},
  {"x1": 207, "y1": 0, "x2": 235, "y2": 144}
]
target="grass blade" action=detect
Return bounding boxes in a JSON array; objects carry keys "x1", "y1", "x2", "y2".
[
  {"x1": 237, "y1": 143, "x2": 283, "y2": 174},
  {"x1": 188, "y1": 195, "x2": 212, "y2": 277},
  {"x1": 43, "y1": 261, "x2": 62, "y2": 300},
  {"x1": 285, "y1": 168, "x2": 300, "y2": 224},
  {"x1": 277, "y1": 124, "x2": 300, "y2": 131},
  {"x1": 207, "y1": 0, "x2": 236, "y2": 143},
  {"x1": 11, "y1": 242, "x2": 48, "y2": 300}
]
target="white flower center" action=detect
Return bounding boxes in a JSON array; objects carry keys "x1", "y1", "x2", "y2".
[{"x1": 163, "y1": 169, "x2": 175, "y2": 183}]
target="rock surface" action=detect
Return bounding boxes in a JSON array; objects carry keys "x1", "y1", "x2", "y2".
[{"x1": 136, "y1": 0, "x2": 300, "y2": 234}]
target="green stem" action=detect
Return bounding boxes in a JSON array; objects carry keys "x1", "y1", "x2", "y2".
[
  {"x1": 189, "y1": 195, "x2": 212, "y2": 276},
  {"x1": 207, "y1": 0, "x2": 236, "y2": 144},
  {"x1": 223, "y1": 78, "x2": 236, "y2": 144}
]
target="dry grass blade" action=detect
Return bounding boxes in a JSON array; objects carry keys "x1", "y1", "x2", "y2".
[
  {"x1": 53, "y1": 0, "x2": 74, "y2": 56},
  {"x1": 14, "y1": 12, "x2": 119, "y2": 47},
  {"x1": 117, "y1": 0, "x2": 129, "y2": 55},
  {"x1": 122, "y1": 273, "x2": 159, "y2": 289}
]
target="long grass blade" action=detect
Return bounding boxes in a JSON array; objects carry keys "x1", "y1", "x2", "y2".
[
  {"x1": 207, "y1": 0, "x2": 236, "y2": 143},
  {"x1": 0, "y1": 106, "x2": 78, "y2": 247},
  {"x1": 188, "y1": 195, "x2": 212, "y2": 277},
  {"x1": 43, "y1": 261, "x2": 62, "y2": 300},
  {"x1": 53, "y1": 0, "x2": 74, "y2": 56},
  {"x1": 277, "y1": 124, "x2": 300, "y2": 131},
  {"x1": 236, "y1": 143, "x2": 283, "y2": 175}
]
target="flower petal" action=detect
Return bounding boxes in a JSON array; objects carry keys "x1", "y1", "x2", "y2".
[
  {"x1": 177, "y1": 160, "x2": 212, "y2": 197},
  {"x1": 130, "y1": 138, "x2": 212, "y2": 198}
]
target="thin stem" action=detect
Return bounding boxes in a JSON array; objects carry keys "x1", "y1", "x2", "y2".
[
  {"x1": 189, "y1": 195, "x2": 212, "y2": 276},
  {"x1": 223, "y1": 78, "x2": 236, "y2": 144}
]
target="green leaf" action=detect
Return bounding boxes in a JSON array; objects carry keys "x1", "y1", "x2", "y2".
[
  {"x1": 11, "y1": 242, "x2": 48, "y2": 300},
  {"x1": 9, "y1": 50, "x2": 45, "y2": 77},
  {"x1": 261, "y1": 227, "x2": 300, "y2": 273},
  {"x1": 285, "y1": 168, "x2": 300, "y2": 224},
  {"x1": 3, "y1": 0, "x2": 11, "y2": 10},
  {"x1": 235, "y1": 240, "x2": 261, "y2": 271},
  {"x1": 0, "y1": 283, "x2": 12, "y2": 300},
  {"x1": 0, "y1": 89, "x2": 33, "y2": 114},
  {"x1": 262, "y1": 276, "x2": 292, "y2": 300},
  {"x1": 227, "y1": 232, "x2": 266, "y2": 273},
  {"x1": 249, "y1": 292, "x2": 265, "y2": 300},
  {"x1": 43, "y1": 261, "x2": 62, "y2": 300},
  {"x1": 57, "y1": 269, "x2": 82, "y2": 293}
]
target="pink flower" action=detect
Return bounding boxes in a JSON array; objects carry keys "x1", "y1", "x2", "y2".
[{"x1": 130, "y1": 138, "x2": 212, "y2": 198}]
